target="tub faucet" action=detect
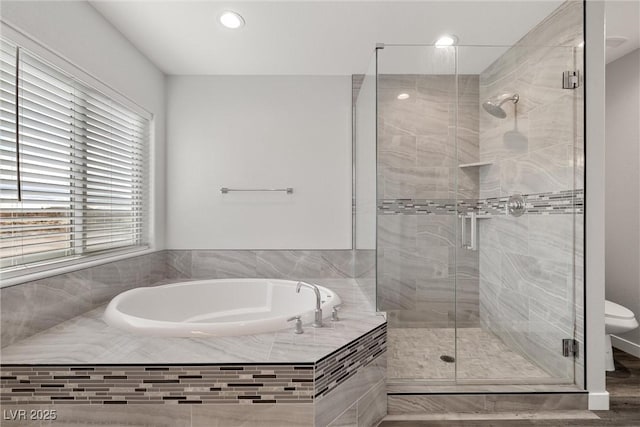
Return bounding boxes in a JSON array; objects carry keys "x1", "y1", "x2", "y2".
[{"x1": 296, "y1": 282, "x2": 323, "y2": 328}]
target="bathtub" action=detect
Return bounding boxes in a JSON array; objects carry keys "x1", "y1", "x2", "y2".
[{"x1": 103, "y1": 279, "x2": 341, "y2": 337}]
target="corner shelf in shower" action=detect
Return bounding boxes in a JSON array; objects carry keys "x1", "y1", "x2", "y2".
[{"x1": 458, "y1": 161, "x2": 494, "y2": 168}]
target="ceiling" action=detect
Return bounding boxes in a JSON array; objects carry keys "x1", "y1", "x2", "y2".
[
  {"x1": 605, "y1": 0, "x2": 640, "y2": 64},
  {"x1": 89, "y1": 1, "x2": 565, "y2": 75}
]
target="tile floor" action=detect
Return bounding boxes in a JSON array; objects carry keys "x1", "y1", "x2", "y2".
[
  {"x1": 380, "y1": 348, "x2": 640, "y2": 426},
  {"x1": 387, "y1": 328, "x2": 555, "y2": 381}
]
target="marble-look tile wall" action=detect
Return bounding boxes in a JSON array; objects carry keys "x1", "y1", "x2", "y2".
[
  {"x1": 352, "y1": 249, "x2": 376, "y2": 314},
  {"x1": 376, "y1": 74, "x2": 481, "y2": 328},
  {"x1": 0, "y1": 251, "x2": 166, "y2": 348},
  {"x1": 478, "y1": 0, "x2": 584, "y2": 381},
  {"x1": 165, "y1": 250, "x2": 356, "y2": 282}
]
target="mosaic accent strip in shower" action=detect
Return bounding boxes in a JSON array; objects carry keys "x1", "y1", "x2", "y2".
[
  {"x1": 314, "y1": 322, "x2": 387, "y2": 399},
  {"x1": 378, "y1": 199, "x2": 476, "y2": 215},
  {"x1": 477, "y1": 189, "x2": 584, "y2": 215},
  {"x1": 378, "y1": 189, "x2": 583, "y2": 215},
  {"x1": 0, "y1": 322, "x2": 387, "y2": 405}
]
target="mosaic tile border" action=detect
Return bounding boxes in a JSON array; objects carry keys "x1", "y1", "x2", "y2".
[
  {"x1": 1, "y1": 323, "x2": 387, "y2": 405},
  {"x1": 378, "y1": 190, "x2": 583, "y2": 215},
  {"x1": 315, "y1": 322, "x2": 386, "y2": 399},
  {"x1": 479, "y1": 189, "x2": 584, "y2": 215},
  {"x1": 378, "y1": 199, "x2": 475, "y2": 215},
  {"x1": 0, "y1": 364, "x2": 314, "y2": 405}
]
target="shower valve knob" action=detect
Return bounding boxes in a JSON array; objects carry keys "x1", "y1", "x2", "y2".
[{"x1": 507, "y1": 194, "x2": 526, "y2": 217}]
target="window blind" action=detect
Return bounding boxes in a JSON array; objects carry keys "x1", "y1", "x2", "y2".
[{"x1": 0, "y1": 40, "x2": 149, "y2": 271}]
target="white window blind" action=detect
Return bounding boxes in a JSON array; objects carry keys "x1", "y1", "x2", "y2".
[{"x1": 0, "y1": 39, "x2": 149, "y2": 272}]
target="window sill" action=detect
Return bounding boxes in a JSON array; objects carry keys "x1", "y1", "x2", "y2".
[{"x1": 0, "y1": 247, "x2": 157, "y2": 288}]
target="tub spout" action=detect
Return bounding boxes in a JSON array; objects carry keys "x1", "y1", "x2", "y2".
[{"x1": 296, "y1": 282, "x2": 323, "y2": 328}]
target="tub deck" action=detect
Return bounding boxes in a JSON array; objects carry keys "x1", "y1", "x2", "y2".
[
  {"x1": 0, "y1": 279, "x2": 384, "y2": 364},
  {"x1": 0, "y1": 278, "x2": 387, "y2": 423}
]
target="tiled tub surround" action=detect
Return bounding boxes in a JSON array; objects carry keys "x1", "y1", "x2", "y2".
[
  {"x1": 353, "y1": 249, "x2": 376, "y2": 312},
  {"x1": 0, "y1": 324, "x2": 386, "y2": 405},
  {"x1": 0, "y1": 363, "x2": 386, "y2": 427},
  {"x1": 0, "y1": 310, "x2": 386, "y2": 427},
  {"x1": 1, "y1": 250, "x2": 385, "y2": 426},
  {"x1": 0, "y1": 251, "x2": 167, "y2": 348},
  {"x1": 0, "y1": 249, "x2": 368, "y2": 349},
  {"x1": 1, "y1": 364, "x2": 316, "y2": 405},
  {"x1": 164, "y1": 250, "x2": 361, "y2": 282},
  {"x1": 478, "y1": 0, "x2": 584, "y2": 384}
]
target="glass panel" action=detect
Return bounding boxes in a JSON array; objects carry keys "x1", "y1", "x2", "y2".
[
  {"x1": 573, "y1": 37, "x2": 585, "y2": 390},
  {"x1": 376, "y1": 45, "x2": 457, "y2": 383},
  {"x1": 354, "y1": 51, "x2": 377, "y2": 311},
  {"x1": 455, "y1": 43, "x2": 581, "y2": 384}
]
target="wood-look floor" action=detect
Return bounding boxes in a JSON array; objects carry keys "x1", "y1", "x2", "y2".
[{"x1": 379, "y1": 348, "x2": 640, "y2": 426}]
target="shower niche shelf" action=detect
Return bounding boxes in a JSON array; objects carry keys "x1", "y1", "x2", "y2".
[{"x1": 458, "y1": 161, "x2": 493, "y2": 168}]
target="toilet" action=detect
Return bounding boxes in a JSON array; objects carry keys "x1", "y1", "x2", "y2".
[{"x1": 605, "y1": 300, "x2": 639, "y2": 371}]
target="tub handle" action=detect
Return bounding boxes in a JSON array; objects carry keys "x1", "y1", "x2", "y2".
[
  {"x1": 331, "y1": 305, "x2": 342, "y2": 322},
  {"x1": 287, "y1": 316, "x2": 304, "y2": 334}
]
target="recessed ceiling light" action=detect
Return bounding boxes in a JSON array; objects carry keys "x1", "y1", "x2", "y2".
[
  {"x1": 435, "y1": 34, "x2": 458, "y2": 48},
  {"x1": 219, "y1": 11, "x2": 245, "y2": 29},
  {"x1": 397, "y1": 93, "x2": 410, "y2": 100}
]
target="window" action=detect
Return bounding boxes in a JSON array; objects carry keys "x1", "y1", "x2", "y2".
[{"x1": 0, "y1": 39, "x2": 149, "y2": 273}]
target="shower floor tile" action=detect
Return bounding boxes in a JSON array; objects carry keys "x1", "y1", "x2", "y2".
[{"x1": 387, "y1": 327, "x2": 554, "y2": 381}]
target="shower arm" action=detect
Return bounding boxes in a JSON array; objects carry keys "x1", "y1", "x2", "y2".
[{"x1": 496, "y1": 93, "x2": 519, "y2": 106}]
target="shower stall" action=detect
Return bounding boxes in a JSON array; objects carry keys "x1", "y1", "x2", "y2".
[{"x1": 354, "y1": 0, "x2": 585, "y2": 390}]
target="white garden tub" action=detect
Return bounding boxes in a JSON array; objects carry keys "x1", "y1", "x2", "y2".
[{"x1": 103, "y1": 279, "x2": 341, "y2": 337}]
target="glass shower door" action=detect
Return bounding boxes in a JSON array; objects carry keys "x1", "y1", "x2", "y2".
[
  {"x1": 455, "y1": 44, "x2": 582, "y2": 384},
  {"x1": 376, "y1": 42, "x2": 583, "y2": 387},
  {"x1": 375, "y1": 45, "x2": 459, "y2": 383}
]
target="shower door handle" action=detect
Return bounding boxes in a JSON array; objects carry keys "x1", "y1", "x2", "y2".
[
  {"x1": 460, "y1": 213, "x2": 478, "y2": 251},
  {"x1": 461, "y1": 214, "x2": 468, "y2": 249},
  {"x1": 469, "y1": 212, "x2": 477, "y2": 251},
  {"x1": 460, "y1": 214, "x2": 473, "y2": 249}
]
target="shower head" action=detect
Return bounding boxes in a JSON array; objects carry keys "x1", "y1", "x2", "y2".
[
  {"x1": 482, "y1": 101, "x2": 507, "y2": 118},
  {"x1": 482, "y1": 93, "x2": 519, "y2": 118}
]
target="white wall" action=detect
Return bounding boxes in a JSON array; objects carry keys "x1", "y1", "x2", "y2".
[
  {"x1": 0, "y1": 0, "x2": 167, "y2": 249},
  {"x1": 166, "y1": 76, "x2": 351, "y2": 249},
  {"x1": 606, "y1": 48, "x2": 640, "y2": 354}
]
